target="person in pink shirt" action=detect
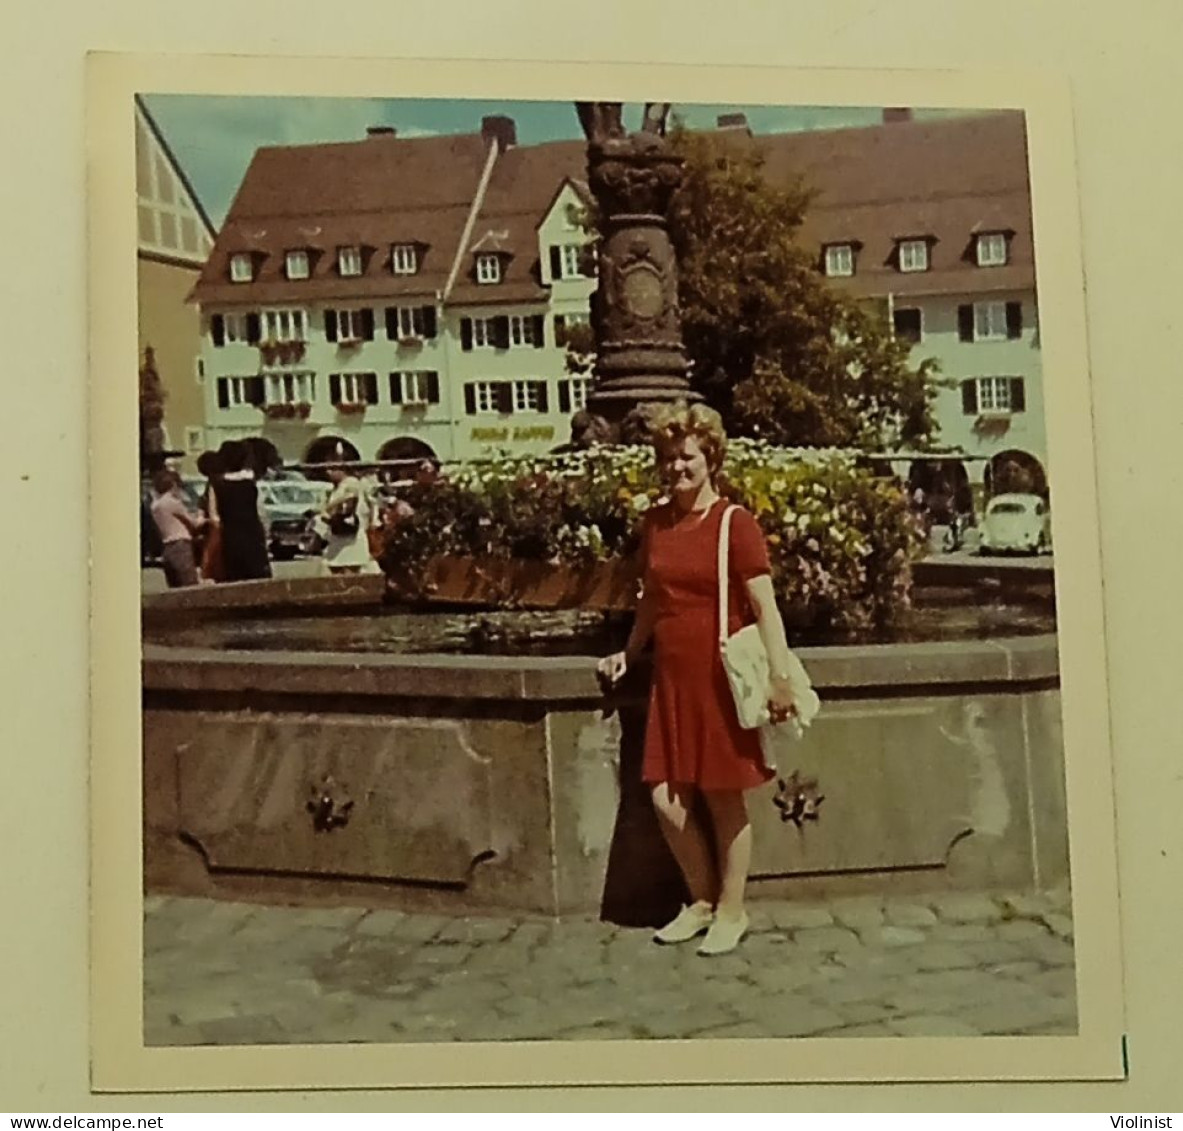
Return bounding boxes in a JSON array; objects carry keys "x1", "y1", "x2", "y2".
[{"x1": 149, "y1": 469, "x2": 205, "y2": 588}]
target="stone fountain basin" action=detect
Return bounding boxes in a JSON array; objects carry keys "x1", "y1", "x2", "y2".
[{"x1": 141, "y1": 575, "x2": 1068, "y2": 919}]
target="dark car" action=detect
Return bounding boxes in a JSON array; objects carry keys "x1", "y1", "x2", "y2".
[{"x1": 258, "y1": 479, "x2": 327, "y2": 559}]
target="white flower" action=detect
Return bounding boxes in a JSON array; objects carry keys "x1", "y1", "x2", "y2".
[{"x1": 631, "y1": 494, "x2": 652, "y2": 513}]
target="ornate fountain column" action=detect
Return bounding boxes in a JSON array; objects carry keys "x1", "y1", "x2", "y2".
[{"x1": 572, "y1": 102, "x2": 700, "y2": 445}]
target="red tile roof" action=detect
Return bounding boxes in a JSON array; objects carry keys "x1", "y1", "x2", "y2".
[
  {"x1": 760, "y1": 111, "x2": 1034, "y2": 297},
  {"x1": 190, "y1": 110, "x2": 1034, "y2": 311},
  {"x1": 190, "y1": 132, "x2": 491, "y2": 306}
]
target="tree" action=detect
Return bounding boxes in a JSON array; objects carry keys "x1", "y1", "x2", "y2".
[
  {"x1": 139, "y1": 346, "x2": 167, "y2": 467},
  {"x1": 572, "y1": 124, "x2": 943, "y2": 450}
]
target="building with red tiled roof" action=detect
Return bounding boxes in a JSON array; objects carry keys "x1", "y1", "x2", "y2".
[{"x1": 189, "y1": 107, "x2": 1044, "y2": 499}]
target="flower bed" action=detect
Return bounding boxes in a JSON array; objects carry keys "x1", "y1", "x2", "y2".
[{"x1": 378, "y1": 440, "x2": 925, "y2": 633}]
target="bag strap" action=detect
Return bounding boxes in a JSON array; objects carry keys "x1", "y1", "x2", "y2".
[{"x1": 717, "y1": 504, "x2": 740, "y2": 648}]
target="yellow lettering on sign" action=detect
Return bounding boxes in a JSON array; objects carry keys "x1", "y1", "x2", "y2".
[
  {"x1": 471, "y1": 427, "x2": 509, "y2": 442},
  {"x1": 513, "y1": 426, "x2": 556, "y2": 441}
]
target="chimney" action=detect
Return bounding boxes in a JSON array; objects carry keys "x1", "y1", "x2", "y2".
[
  {"x1": 481, "y1": 115, "x2": 517, "y2": 150},
  {"x1": 716, "y1": 112, "x2": 751, "y2": 134},
  {"x1": 366, "y1": 126, "x2": 398, "y2": 138},
  {"x1": 882, "y1": 107, "x2": 913, "y2": 124}
]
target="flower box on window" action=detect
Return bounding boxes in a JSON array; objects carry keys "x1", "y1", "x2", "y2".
[
  {"x1": 334, "y1": 401, "x2": 367, "y2": 416},
  {"x1": 338, "y1": 336, "x2": 362, "y2": 350},
  {"x1": 263, "y1": 402, "x2": 297, "y2": 420},
  {"x1": 278, "y1": 341, "x2": 306, "y2": 364},
  {"x1": 258, "y1": 340, "x2": 280, "y2": 365},
  {"x1": 398, "y1": 334, "x2": 423, "y2": 349},
  {"x1": 294, "y1": 401, "x2": 312, "y2": 420}
]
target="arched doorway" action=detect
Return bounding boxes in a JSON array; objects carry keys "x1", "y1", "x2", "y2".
[
  {"x1": 987, "y1": 450, "x2": 1048, "y2": 498},
  {"x1": 239, "y1": 436, "x2": 282, "y2": 476},
  {"x1": 376, "y1": 437, "x2": 439, "y2": 483},
  {"x1": 906, "y1": 458, "x2": 971, "y2": 523},
  {"x1": 304, "y1": 436, "x2": 361, "y2": 464}
]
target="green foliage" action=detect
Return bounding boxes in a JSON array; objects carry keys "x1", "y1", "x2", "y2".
[
  {"x1": 567, "y1": 126, "x2": 945, "y2": 449},
  {"x1": 379, "y1": 442, "x2": 925, "y2": 633}
]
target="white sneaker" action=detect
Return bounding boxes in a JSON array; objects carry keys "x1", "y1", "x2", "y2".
[
  {"x1": 653, "y1": 902, "x2": 714, "y2": 945},
  {"x1": 697, "y1": 910, "x2": 749, "y2": 956}
]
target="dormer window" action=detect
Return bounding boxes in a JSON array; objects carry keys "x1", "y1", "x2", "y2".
[
  {"x1": 230, "y1": 253, "x2": 253, "y2": 283},
  {"x1": 976, "y1": 232, "x2": 1009, "y2": 267},
  {"x1": 824, "y1": 243, "x2": 855, "y2": 278},
  {"x1": 898, "y1": 238, "x2": 930, "y2": 273},
  {"x1": 392, "y1": 244, "x2": 418, "y2": 275},
  {"x1": 476, "y1": 254, "x2": 502, "y2": 284},
  {"x1": 338, "y1": 246, "x2": 363, "y2": 277},
  {"x1": 284, "y1": 250, "x2": 310, "y2": 280}
]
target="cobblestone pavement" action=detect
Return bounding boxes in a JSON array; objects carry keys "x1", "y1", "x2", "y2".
[{"x1": 143, "y1": 887, "x2": 1076, "y2": 1045}]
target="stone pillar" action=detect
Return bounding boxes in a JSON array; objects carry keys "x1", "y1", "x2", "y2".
[{"x1": 572, "y1": 104, "x2": 700, "y2": 445}]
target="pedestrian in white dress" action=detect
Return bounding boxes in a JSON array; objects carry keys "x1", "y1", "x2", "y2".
[{"x1": 316, "y1": 466, "x2": 380, "y2": 575}]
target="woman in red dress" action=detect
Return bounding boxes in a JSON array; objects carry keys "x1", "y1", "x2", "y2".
[{"x1": 598, "y1": 403, "x2": 802, "y2": 956}]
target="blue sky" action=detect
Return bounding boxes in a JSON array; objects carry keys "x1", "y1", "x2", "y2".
[{"x1": 141, "y1": 95, "x2": 964, "y2": 228}]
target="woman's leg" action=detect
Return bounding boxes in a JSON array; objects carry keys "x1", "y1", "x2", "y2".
[
  {"x1": 650, "y1": 782, "x2": 716, "y2": 906},
  {"x1": 701, "y1": 789, "x2": 753, "y2": 917}
]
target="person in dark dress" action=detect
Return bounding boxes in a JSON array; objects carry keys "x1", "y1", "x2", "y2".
[{"x1": 211, "y1": 439, "x2": 271, "y2": 581}]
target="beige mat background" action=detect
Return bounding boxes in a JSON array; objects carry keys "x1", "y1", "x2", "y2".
[{"x1": 3, "y1": 0, "x2": 1179, "y2": 1111}]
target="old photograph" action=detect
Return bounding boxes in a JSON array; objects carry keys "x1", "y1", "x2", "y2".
[{"x1": 88, "y1": 56, "x2": 1123, "y2": 1089}]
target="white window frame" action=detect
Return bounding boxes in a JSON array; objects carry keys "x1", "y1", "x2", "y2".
[
  {"x1": 471, "y1": 318, "x2": 494, "y2": 348},
  {"x1": 397, "y1": 371, "x2": 432, "y2": 405},
  {"x1": 512, "y1": 379, "x2": 542, "y2": 413},
  {"x1": 265, "y1": 371, "x2": 315, "y2": 405},
  {"x1": 221, "y1": 376, "x2": 257, "y2": 407},
  {"x1": 230, "y1": 253, "x2": 253, "y2": 283},
  {"x1": 973, "y1": 301, "x2": 1009, "y2": 342},
  {"x1": 976, "y1": 232, "x2": 1008, "y2": 267},
  {"x1": 334, "y1": 372, "x2": 372, "y2": 406},
  {"x1": 285, "y1": 250, "x2": 310, "y2": 280},
  {"x1": 898, "y1": 239, "x2": 929, "y2": 273},
  {"x1": 976, "y1": 376, "x2": 1013, "y2": 414},
  {"x1": 476, "y1": 254, "x2": 502, "y2": 284},
  {"x1": 391, "y1": 244, "x2": 418, "y2": 275},
  {"x1": 567, "y1": 377, "x2": 590, "y2": 412},
  {"x1": 509, "y1": 315, "x2": 537, "y2": 347},
  {"x1": 559, "y1": 244, "x2": 583, "y2": 280},
  {"x1": 338, "y1": 308, "x2": 366, "y2": 342},
  {"x1": 394, "y1": 306, "x2": 424, "y2": 340},
  {"x1": 219, "y1": 312, "x2": 248, "y2": 344},
  {"x1": 472, "y1": 380, "x2": 500, "y2": 414},
  {"x1": 824, "y1": 244, "x2": 854, "y2": 277},
  {"x1": 338, "y1": 246, "x2": 363, "y2": 277},
  {"x1": 261, "y1": 308, "x2": 309, "y2": 343}
]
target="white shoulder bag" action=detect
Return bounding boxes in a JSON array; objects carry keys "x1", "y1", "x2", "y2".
[{"x1": 717, "y1": 504, "x2": 821, "y2": 736}]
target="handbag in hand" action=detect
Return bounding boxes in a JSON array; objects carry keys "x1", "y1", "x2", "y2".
[
  {"x1": 327, "y1": 496, "x2": 360, "y2": 538},
  {"x1": 717, "y1": 504, "x2": 821, "y2": 735}
]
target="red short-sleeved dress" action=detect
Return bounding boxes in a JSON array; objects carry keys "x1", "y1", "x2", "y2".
[{"x1": 639, "y1": 498, "x2": 775, "y2": 791}]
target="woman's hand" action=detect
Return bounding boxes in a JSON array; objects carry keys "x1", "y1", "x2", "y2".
[
  {"x1": 596, "y1": 651, "x2": 628, "y2": 690},
  {"x1": 767, "y1": 674, "x2": 798, "y2": 726}
]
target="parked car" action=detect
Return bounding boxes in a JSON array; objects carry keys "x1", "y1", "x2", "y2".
[
  {"x1": 258, "y1": 479, "x2": 327, "y2": 559},
  {"x1": 979, "y1": 493, "x2": 1051, "y2": 556}
]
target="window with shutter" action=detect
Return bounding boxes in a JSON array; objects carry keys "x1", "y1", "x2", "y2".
[
  {"x1": 360, "y1": 309, "x2": 375, "y2": 341},
  {"x1": 534, "y1": 381, "x2": 549, "y2": 412},
  {"x1": 1006, "y1": 302, "x2": 1023, "y2": 339},
  {"x1": 216, "y1": 378, "x2": 229, "y2": 409},
  {"x1": 464, "y1": 384, "x2": 477, "y2": 415},
  {"x1": 422, "y1": 306, "x2": 438, "y2": 339},
  {"x1": 549, "y1": 246, "x2": 562, "y2": 282},
  {"x1": 385, "y1": 308, "x2": 399, "y2": 340},
  {"x1": 532, "y1": 314, "x2": 546, "y2": 349},
  {"x1": 329, "y1": 375, "x2": 341, "y2": 404},
  {"x1": 389, "y1": 373, "x2": 403, "y2": 404},
  {"x1": 558, "y1": 381, "x2": 571, "y2": 414},
  {"x1": 961, "y1": 380, "x2": 978, "y2": 415},
  {"x1": 211, "y1": 314, "x2": 225, "y2": 347},
  {"x1": 426, "y1": 371, "x2": 440, "y2": 404},
  {"x1": 496, "y1": 383, "x2": 514, "y2": 414},
  {"x1": 246, "y1": 377, "x2": 264, "y2": 405},
  {"x1": 246, "y1": 313, "x2": 262, "y2": 344},
  {"x1": 1009, "y1": 378, "x2": 1026, "y2": 412},
  {"x1": 554, "y1": 315, "x2": 567, "y2": 346},
  {"x1": 460, "y1": 318, "x2": 473, "y2": 351},
  {"x1": 493, "y1": 316, "x2": 511, "y2": 350},
  {"x1": 325, "y1": 310, "x2": 338, "y2": 343},
  {"x1": 958, "y1": 306, "x2": 974, "y2": 343},
  {"x1": 364, "y1": 373, "x2": 379, "y2": 404},
  {"x1": 974, "y1": 302, "x2": 1008, "y2": 341}
]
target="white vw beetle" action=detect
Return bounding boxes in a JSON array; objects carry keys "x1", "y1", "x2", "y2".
[{"x1": 979, "y1": 492, "x2": 1051, "y2": 556}]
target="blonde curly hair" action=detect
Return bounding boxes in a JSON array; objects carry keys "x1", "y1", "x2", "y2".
[{"x1": 648, "y1": 400, "x2": 728, "y2": 477}]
